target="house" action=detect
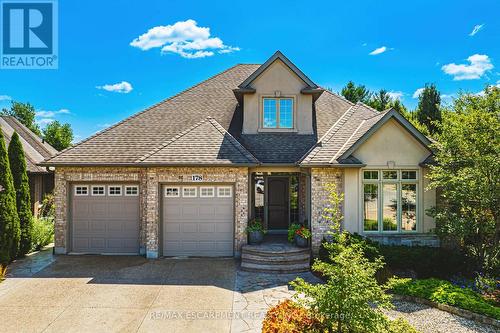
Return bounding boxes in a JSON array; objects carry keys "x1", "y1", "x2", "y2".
[
  {"x1": 42, "y1": 51, "x2": 438, "y2": 259},
  {"x1": 1, "y1": 116, "x2": 57, "y2": 216}
]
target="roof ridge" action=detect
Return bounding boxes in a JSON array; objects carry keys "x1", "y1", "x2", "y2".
[
  {"x1": 320, "y1": 89, "x2": 356, "y2": 106},
  {"x1": 135, "y1": 118, "x2": 209, "y2": 162},
  {"x1": 206, "y1": 118, "x2": 259, "y2": 163},
  {"x1": 357, "y1": 101, "x2": 379, "y2": 114},
  {"x1": 364, "y1": 109, "x2": 389, "y2": 121},
  {"x1": 329, "y1": 119, "x2": 367, "y2": 163},
  {"x1": 44, "y1": 63, "x2": 246, "y2": 164},
  {"x1": 2, "y1": 116, "x2": 56, "y2": 155}
]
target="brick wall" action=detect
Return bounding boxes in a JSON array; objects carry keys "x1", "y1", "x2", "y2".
[
  {"x1": 310, "y1": 167, "x2": 344, "y2": 253},
  {"x1": 54, "y1": 166, "x2": 249, "y2": 258}
]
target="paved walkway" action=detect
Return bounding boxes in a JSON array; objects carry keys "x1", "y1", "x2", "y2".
[{"x1": 1, "y1": 250, "x2": 497, "y2": 333}]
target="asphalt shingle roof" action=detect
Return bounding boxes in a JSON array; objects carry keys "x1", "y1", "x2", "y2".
[{"x1": 1, "y1": 116, "x2": 57, "y2": 173}]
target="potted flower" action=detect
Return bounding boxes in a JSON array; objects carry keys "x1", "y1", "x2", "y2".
[
  {"x1": 288, "y1": 223, "x2": 301, "y2": 243},
  {"x1": 246, "y1": 218, "x2": 266, "y2": 245},
  {"x1": 294, "y1": 226, "x2": 311, "y2": 248}
]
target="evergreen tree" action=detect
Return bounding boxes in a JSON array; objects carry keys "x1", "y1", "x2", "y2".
[
  {"x1": 0, "y1": 128, "x2": 20, "y2": 264},
  {"x1": 340, "y1": 81, "x2": 372, "y2": 104},
  {"x1": 8, "y1": 132, "x2": 33, "y2": 256},
  {"x1": 416, "y1": 83, "x2": 441, "y2": 134},
  {"x1": 368, "y1": 89, "x2": 392, "y2": 111}
]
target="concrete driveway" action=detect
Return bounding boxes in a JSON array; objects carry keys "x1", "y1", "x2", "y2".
[{"x1": 1, "y1": 248, "x2": 320, "y2": 333}]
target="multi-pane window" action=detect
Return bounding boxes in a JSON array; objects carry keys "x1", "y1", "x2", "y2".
[
  {"x1": 200, "y1": 187, "x2": 215, "y2": 197},
  {"x1": 363, "y1": 170, "x2": 418, "y2": 232},
  {"x1": 165, "y1": 187, "x2": 179, "y2": 197},
  {"x1": 182, "y1": 187, "x2": 197, "y2": 198},
  {"x1": 262, "y1": 98, "x2": 293, "y2": 129},
  {"x1": 217, "y1": 186, "x2": 232, "y2": 197},
  {"x1": 75, "y1": 185, "x2": 88, "y2": 196},
  {"x1": 91, "y1": 185, "x2": 105, "y2": 196},
  {"x1": 125, "y1": 186, "x2": 139, "y2": 196},
  {"x1": 108, "y1": 186, "x2": 122, "y2": 196}
]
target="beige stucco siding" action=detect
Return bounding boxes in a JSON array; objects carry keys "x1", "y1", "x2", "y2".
[
  {"x1": 243, "y1": 59, "x2": 313, "y2": 134},
  {"x1": 343, "y1": 119, "x2": 436, "y2": 234}
]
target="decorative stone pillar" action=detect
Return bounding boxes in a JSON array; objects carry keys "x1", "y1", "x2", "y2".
[
  {"x1": 310, "y1": 167, "x2": 344, "y2": 254},
  {"x1": 144, "y1": 169, "x2": 159, "y2": 258},
  {"x1": 54, "y1": 169, "x2": 68, "y2": 254}
]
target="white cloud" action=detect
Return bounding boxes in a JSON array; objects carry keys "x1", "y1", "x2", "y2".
[
  {"x1": 35, "y1": 108, "x2": 70, "y2": 118},
  {"x1": 387, "y1": 91, "x2": 404, "y2": 100},
  {"x1": 369, "y1": 46, "x2": 388, "y2": 55},
  {"x1": 0, "y1": 95, "x2": 12, "y2": 101},
  {"x1": 96, "y1": 81, "x2": 133, "y2": 93},
  {"x1": 130, "y1": 19, "x2": 239, "y2": 59},
  {"x1": 469, "y1": 24, "x2": 484, "y2": 36},
  {"x1": 37, "y1": 118, "x2": 54, "y2": 126},
  {"x1": 412, "y1": 88, "x2": 425, "y2": 99},
  {"x1": 441, "y1": 54, "x2": 493, "y2": 80}
]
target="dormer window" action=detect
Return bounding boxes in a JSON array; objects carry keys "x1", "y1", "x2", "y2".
[{"x1": 263, "y1": 97, "x2": 294, "y2": 129}]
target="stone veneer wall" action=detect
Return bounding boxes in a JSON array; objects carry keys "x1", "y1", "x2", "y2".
[
  {"x1": 310, "y1": 167, "x2": 344, "y2": 253},
  {"x1": 54, "y1": 166, "x2": 249, "y2": 258}
]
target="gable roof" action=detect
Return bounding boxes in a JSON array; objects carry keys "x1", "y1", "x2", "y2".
[
  {"x1": 137, "y1": 117, "x2": 258, "y2": 165},
  {"x1": 300, "y1": 107, "x2": 432, "y2": 166},
  {"x1": 0, "y1": 116, "x2": 57, "y2": 173},
  {"x1": 238, "y1": 51, "x2": 318, "y2": 90}
]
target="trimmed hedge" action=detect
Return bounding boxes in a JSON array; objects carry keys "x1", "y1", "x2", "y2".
[{"x1": 389, "y1": 278, "x2": 500, "y2": 320}]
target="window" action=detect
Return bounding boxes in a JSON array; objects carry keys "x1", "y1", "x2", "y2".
[
  {"x1": 125, "y1": 186, "x2": 139, "y2": 196},
  {"x1": 91, "y1": 185, "x2": 105, "y2": 196},
  {"x1": 200, "y1": 187, "x2": 215, "y2": 197},
  {"x1": 75, "y1": 185, "x2": 88, "y2": 196},
  {"x1": 165, "y1": 187, "x2": 180, "y2": 197},
  {"x1": 362, "y1": 170, "x2": 418, "y2": 233},
  {"x1": 217, "y1": 186, "x2": 232, "y2": 197},
  {"x1": 182, "y1": 187, "x2": 197, "y2": 198},
  {"x1": 262, "y1": 97, "x2": 294, "y2": 129},
  {"x1": 108, "y1": 185, "x2": 122, "y2": 196}
]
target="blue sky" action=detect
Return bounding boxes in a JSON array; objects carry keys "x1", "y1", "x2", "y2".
[{"x1": 0, "y1": 0, "x2": 498, "y2": 141}]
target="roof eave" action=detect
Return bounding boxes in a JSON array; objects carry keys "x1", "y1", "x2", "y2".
[{"x1": 40, "y1": 162, "x2": 259, "y2": 168}]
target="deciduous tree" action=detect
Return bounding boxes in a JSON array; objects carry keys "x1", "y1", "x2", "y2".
[
  {"x1": 42, "y1": 120, "x2": 73, "y2": 151},
  {"x1": 1, "y1": 101, "x2": 41, "y2": 136}
]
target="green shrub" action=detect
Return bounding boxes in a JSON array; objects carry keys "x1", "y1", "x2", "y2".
[
  {"x1": 385, "y1": 318, "x2": 420, "y2": 333},
  {"x1": 39, "y1": 193, "x2": 55, "y2": 218},
  {"x1": 319, "y1": 232, "x2": 381, "y2": 263},
  {"x1": 8, "y1": 132, "x2": 33, "y2": 257},
  {"x1": 262, "y1": 300, "x2": 325, "y2": 333},
  {"x1": 379, "y1": 245, "x2": 472, "y2": 279},
  {"x1": 31, "y1": 217, "x2": 54, "y2": 252},
  {"x1": 389, "y1": 278, "x2": 500, "y2": 320}
]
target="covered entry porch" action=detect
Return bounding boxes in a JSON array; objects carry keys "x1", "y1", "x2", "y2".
[{"x1": 249, "y1": 167, "x2": 311, "y2": 232}]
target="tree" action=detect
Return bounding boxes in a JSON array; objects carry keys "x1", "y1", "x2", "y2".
[
  {"x1": 368, "y1": 89, "x2": 392, "y2": 111},
  {"x1": 1, "y1": 101, "x2": 41, "y2": 136},
  {"x1": 428, "y1": 86, "x2": 499, "y2": 275},
  {"x1": 388, "y1": 99, "x2": 407, "y2": 114},
  {"x1": 8, "y1": 132, "x2": 33, "y2": 256},
  {"x1": 42, "y1": 120, "x2": 73, "y2": 151},
  {"x1": 416, "y1": 83, "x2": 441, "y2": 134},
  {"x1": 0, "y1": 128, "x2": 20, "y2": 264},
  {"x1": 341, "y1": 81, "x2": 372, "y2": 104}
]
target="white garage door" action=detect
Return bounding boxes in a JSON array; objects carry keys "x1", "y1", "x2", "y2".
[
  {"x1": 71, "y1": 184, "x2": 140, "y2": 254},
  {"x1": 162, "y1": 185, "x2": 234, "y2": 257}
]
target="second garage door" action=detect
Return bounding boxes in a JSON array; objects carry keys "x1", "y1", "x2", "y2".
[{"x1": 162, "y1": 185, "x2": 234, "y2": 257}]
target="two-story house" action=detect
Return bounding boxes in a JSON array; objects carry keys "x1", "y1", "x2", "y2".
[{"x1": 43, "y1": 51, "x2": 437, "y2": 259}]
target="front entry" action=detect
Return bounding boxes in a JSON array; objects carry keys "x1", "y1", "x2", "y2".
[{"x1": 267, "y1": 177, "x2": 289, "y2": 230}]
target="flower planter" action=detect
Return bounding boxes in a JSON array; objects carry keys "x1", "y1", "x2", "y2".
[
  {"x1": 248, "y1": 231, "x2": 264, "y2": 245},
  {"x1": 294, "y1": 234, "x2": 308, "y2": 248}
]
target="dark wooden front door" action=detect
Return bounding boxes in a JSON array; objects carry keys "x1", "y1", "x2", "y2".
[{"x1": 267, "y1": 177, "x2": 289, "y2": 230}]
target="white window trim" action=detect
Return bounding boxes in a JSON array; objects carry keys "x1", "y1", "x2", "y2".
[
  {"x1": 74, "y1": 185, "x2": 88, "y2": 196},
  {"x1": 125, "y1": 185, "x2": 139, "y2": 196},
  {"x1": 108, "y1": 185, "x2": 122, "y2": 196},
  {"x1": 260, "y1": 96, "x2": 296, "y2": 130},
  {"x1": 200, "y1": 186, "x2": 215, "y2": 198},
  {"x1": 182, "y1": 186, "x2": 197, "y2": 198},
  {"x1": 165, "y1": 186, "x2": 180, "y2": 198},
  {"x1": 217, "y1": 186, "x2": 232, "y2": 198},
  {"x1": 91, "y1": 185, "x2": 105, "y2": 196},
  {"x1": 362, "y1": 169, "x2": 419, "y2": 234}
]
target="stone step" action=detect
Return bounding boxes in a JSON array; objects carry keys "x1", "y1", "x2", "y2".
[
  {"x1": 241, "y1": 252, "x2": 310, "y2": 263},
  {"x1": 240, "y1": 261, "x2": 310, "y2": 273},
  {"x1": 241, "y1": 246, "x2": 310, "y2": 257}
]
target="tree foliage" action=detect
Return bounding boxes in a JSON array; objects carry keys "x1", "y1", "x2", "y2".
[
  {"x1": 368, "y1": 89, "x2": 392, "y2": 111},
  {"x1": 1, "y1": 101, "x2": 41, "y2": 136},
  {"x1": 0, "y1": 129, "x2": 20, "y2": 264},
  {"x1": 42, "y1": 120, "x2": 73, "y2": 151},
  {"x1": 428, "y1": 86, "x2": 499, "y2": 275},
  {"x1": 8, "y1": 132, "x2": 33, "y2": 256},
  {"x1": 341, "y1": 81, "x2": 371, "y2": 104},
  {"x1": 416, "y1": 83, "x2": 441, "y2": 134}
]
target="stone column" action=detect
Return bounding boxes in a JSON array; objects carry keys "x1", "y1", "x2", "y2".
[
  {"x1": 54, "y1": 169, "x2": 68, "y2": 254},
  {"x1": 144, "y1": 168, "x2": 159, "y2": 258}
]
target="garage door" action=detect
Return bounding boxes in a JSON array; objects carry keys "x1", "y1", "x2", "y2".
[
  {"x1": 71, "y1": 184, "x2": 140, "y2": 254},
  {"x1": 162, "y1": 185, "x2": 234, "y2": 257}
]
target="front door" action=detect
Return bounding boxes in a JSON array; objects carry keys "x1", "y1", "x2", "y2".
[{"x1": 267, "y1": 177, "x2": 289, "y2": 230}]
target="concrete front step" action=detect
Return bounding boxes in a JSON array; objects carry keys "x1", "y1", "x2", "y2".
[
  {"x1": 241, "y1": 252, "x2": 311, "y2": 263},
  {"x1": 240, "y1": 261, "x2": 311, "y2": 273}
]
